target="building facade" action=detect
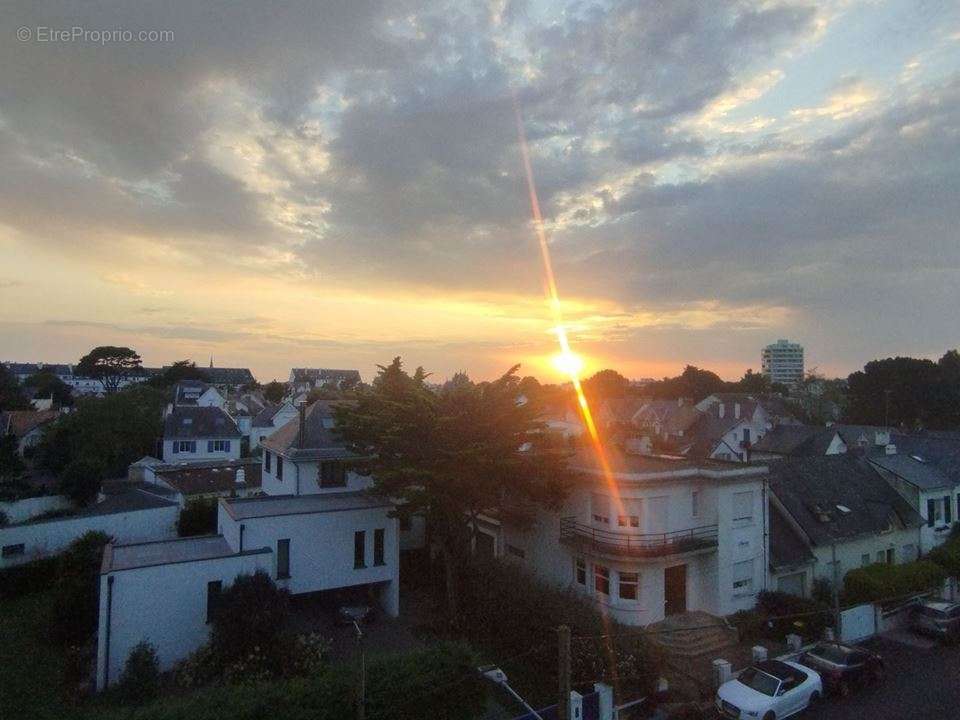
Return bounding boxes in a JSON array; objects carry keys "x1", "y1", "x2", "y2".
[{"x1": 761, "y1": 340, "x2": 805, "y2": 386}]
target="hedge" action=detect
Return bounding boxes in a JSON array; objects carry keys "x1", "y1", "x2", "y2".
[
  {"x1": 728, "y1": 591, "x2": 831, "y2": 642},
  {"x1": 927, "y1": 536, "x2": 960, "y2": 577},
  {"x1": 843, "y1": 558, "x2": 946, "y2": 605},
  {"x1": 90, "y1": 642, "x2": 484, "y2": 720},
  {"x1": 0, "y1": 556, "x2": 60, "y2": 600}
]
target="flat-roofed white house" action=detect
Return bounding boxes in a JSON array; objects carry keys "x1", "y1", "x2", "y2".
[
  {"x1": 97, "y1": 399, "x2": 401, "y2": 690},
  {"x1": 491, "y1": 449, "x2": 770, "y2": 627},
  {"x1": 162, "y1": 406, "x2": 242, "y2": 462}
]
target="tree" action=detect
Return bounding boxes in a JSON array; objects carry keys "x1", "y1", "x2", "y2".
[
  {"x1": 734, "y1": 369, "x2": 771, "y2": 395},
  {"x1": 262, "y1": 380, "x2": 287, "y2": 404},
  {"x1": 50, "y1": 531, "x2": 111, "y2": 645},
  {"x1": 118, "y1": 642, "x2": 161, "y2": 704},
  {"x1": 210, "y1": 571, "x2": 291, "y2": 670},
  {"x1": 177, "y1": 497, "x2": 218, "y2": 536},
  {"x1": 149, "y1": 360, "x2": 209, "y2": 388},
  {"x1": 0, "y1": 365, "x2": 30, "y2": 411},
  {"x1": 645, "y1": 365, "x2": 727, "y2": 402},
  {"x1": 582, "y1": 369, "x2": 630, "y2": 400},
  {"x1": 0, "y1": 434, "x2": 25, "y2": 483},
  {"x1": 34, "y1": 385, "x2": 166, "y2": 481},
  {"x1": 59, "y1": 456, "x2": 105, "y2": 505},
  {"x1": 24, "y1": 371, "x2": 74, "y2": 406},
  {"x1": 335, "y1": 357, "x2": 574, "y2": 620},
  {"x1": 76, "y1": 346, "x2": 142, "y2": 393}
]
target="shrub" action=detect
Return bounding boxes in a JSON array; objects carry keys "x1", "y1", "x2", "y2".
[
  {"x1": 59, "y1": 457, "x2": 105, "y2": 506},
  {"x1": 728, "y1": 609, "x2": 764, "y2": 642},
  {"x1": 927, "y1": 536, "x2": 960, "y2": 577},
  {"x1": 290, "y1": 633, "x2": 332, "y2": 676},
  {"x1": 209, "y1": 571, "x2": 290, "y2": 673},
  {"x1": 843, "y1": 559, "x2": 947, "y2": 605},
  {"x1": 456, "y1": 558, "x2": 657, "y2": 707},
  {"x1": 755, "y1": 590, "x2": 831, "y2": 641},
  {"x1": 119, "y1": 642, "x2": 161, "y2": 704},
  {"x1": 49, "y1": 531, "x2": 111, "y2": 645},
  {"x1": 177, "y1": 498, "x2": 218, "y2": 537},
  {"x1": 172, "y1": 644, "x2": 220, "y2": 690}
]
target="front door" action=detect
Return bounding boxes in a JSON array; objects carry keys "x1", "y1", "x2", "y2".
[{"x1": 664, "y1": 564, "x2": 687, "y2": 615}]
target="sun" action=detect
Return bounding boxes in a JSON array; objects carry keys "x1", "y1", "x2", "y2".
[{"x1": 551, "y1": 350, "x2": 585, "y2": 379}]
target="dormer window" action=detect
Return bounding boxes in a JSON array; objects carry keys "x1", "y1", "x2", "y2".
[{"x1": 320, "y1": 461, "x2": 347, "y2": 488}]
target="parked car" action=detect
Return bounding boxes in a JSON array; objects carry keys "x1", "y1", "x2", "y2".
[
  {"x1": 716, "y1": 660, "x2": 822, "y2": 720},
  {"x1": 797, "y1": 641, "x2": 884, "y2": 696},
  {"x1": 910, "y1": 600, "x2": 960, "y2": 642}
]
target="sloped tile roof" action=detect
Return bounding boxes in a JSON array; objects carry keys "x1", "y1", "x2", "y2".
[{"x1": 163, "y1": 406, "x2": 241, "y2": 439}]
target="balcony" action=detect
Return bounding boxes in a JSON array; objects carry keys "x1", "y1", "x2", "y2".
[{"x1": 559, "y1": 517, "x2": 718, "y2": 559}]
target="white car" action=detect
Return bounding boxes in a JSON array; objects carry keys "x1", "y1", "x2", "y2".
[{"x1": 716, "y1": 659, "x2": 822, "y2": 720}]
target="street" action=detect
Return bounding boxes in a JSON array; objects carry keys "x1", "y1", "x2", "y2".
[{"x1": 804, "y1": 633, "x2": 960, "y2": 720}]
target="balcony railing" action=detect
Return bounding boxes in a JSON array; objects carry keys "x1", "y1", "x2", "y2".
[{"x1": 559, "y1": 517, "x2": 718, "y2": 558}]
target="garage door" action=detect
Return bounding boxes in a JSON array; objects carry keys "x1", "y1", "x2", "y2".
[{"x1": 778, "y1": 572, "x2": 805, "y2": 597}]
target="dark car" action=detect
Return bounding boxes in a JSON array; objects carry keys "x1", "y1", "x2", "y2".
[
  {"x1": 911, "y1": 600, "x2": 960, "y2": 642},
  {"x1": 797, "y1": 642, "x2": 884, "y2": 697}
]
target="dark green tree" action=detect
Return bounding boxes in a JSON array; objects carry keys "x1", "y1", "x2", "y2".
[
  {"x1": 76, "y1": 346, "x2": 142, "y2": 393},
  {"x1": 646, "y1": 365, "x2": 727, "y2": 402},
  {"x1": 210, "y1": 571, "x2": 291, "y2": 670},
  {"x1": 582, "y1": 368, "x2": 630, "y2": 400},
  {"x1": 24, "y1": 371, "x2": 74, "y2": 406},
  {"x1": 262, "y1": 380, "x2": 287, "y2": 404},
  {"x1": 0, "y1": 365, "x2": 30, "y2": 411},
  {"x1": 50, "y1": 531, "x2": 111, "y2": 645},
  {"x1": 59, "y1": 456, "x2": 105, "y2": 505},
  {"x1": 335, "y1": 357, "x2": 574, "y2": 619},
  {"x1": 149, "y1": 360, "x2": 209, "y2": 388},
  {"x1": 734, "y1": 369, "x2": 771, "y2": 394},
  {"x1": 0, "y1": 434, "x2": 25, "y2": 483}
]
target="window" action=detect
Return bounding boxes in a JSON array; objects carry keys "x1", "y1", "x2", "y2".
[
  {"x1": 2, "y1": 544, "x2": 25, "y2": 558},
  {"x1": 354, "y1": 531, "x2": 366, "y2": 568},
  {"x1": 277, "y1": 539, "x2": 290, "y2": 579},
  {"x1": 733, "y1": 491, "x2": 753, "y2": 523},
  {"x1": 594, "y1": 564, "x2": 610, "y2": 595},
  {"x1": 506, "y1": 544, "x2": 526, "y2": 559},
  {"x1": 173, "y1": 440, "x2": 196, "y2": 454},
  {"x1": 861, "y1": 553, "x2": 871, "y2": 567},
  {"x1": 207, "y1": 439, "x2": 231, "y2": 452},
  {"x1": 617, "y1": 515, "x2": 639, "y2": 527},
  {"x1": 206, "y1": 580, "x2": 222, "y2": 623},
  {"x1": 591, "y1": 493, "x2": 610, "y2": 524},
  {"x1": 691, "y1": 491, "x2": 700, "y2": 518},
  {"x1": 945, "y1": 495, "x2": 953, "y2": 524},
  {"x1": 575, "y1": 558, "x2": 586, "y2": 585},
  {"x1": 619, "y1": 571, "x2": 639, "y2": 600},
  {"x1": 320, "y1": 461, "x2": 347, "y2": 488},
  {"x1": 264, "y1": 450, "x2": 271, "y2": 472},
  {"x1": 733, "y1": 560, "x2": 754, "y2": 593},
  {"x1": 276, "y1": 456, "x2": 284, "y2": 481},
  {"x1": 374, "y1": 529, "x2": 385, "y2": 566},
  {"x1": 742, "y1": 428, "x2": 751, "y2": 444}
]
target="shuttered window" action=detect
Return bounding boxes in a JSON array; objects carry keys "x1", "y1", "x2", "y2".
[
  {"x1": 354, "y1": 531, "x2": 366, "y2": 568},
  {"x1": 733, "y1": 491, "x2": 753, "y2": 522},
  {"x1": 374, "y1": 529, "x2": 385, "y2": 566},
  {"x1": 945, "y1": 496, "x2": 952, "y2": 524},
  {"x1": 927, "y1": 498, "x2": 936, "y2": 527},
  {"x1": 277, "y1": 539, "x2": 290, "y2": 579}
]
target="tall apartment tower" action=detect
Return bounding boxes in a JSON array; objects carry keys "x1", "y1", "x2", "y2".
[{"x1": 761, "y1": 339, "x2": 804, "y2": 386}]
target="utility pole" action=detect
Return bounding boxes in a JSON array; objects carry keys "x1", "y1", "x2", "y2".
[
  {"x1": 831, "y1": 543, "x2": 841, "y2": 638},
  {"x1": 558, "y1": 625, "x2": 571, "y2": 720},
  {"x1": 354, "y1": 621, "x2": 365, "y2": 720}
]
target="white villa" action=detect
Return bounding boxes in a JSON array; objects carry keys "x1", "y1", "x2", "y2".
[
  {"x1": 96, "y1": 399, "x2": 400, "y2": 689},
  {"x1": 487, "y1": 449, "x2": 769, "y2": 626},
  {"x1": 161, "y1": 406, "x2": 242, "y2": 462}
]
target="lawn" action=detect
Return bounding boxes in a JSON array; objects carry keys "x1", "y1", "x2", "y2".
[{"x1": 0, "y1": 591, "x2": 72, "y2": 720}]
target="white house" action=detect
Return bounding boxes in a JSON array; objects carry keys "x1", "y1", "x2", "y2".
[
  {"x1": 767, "y1": 455, "x2": 922, "y2": 596},
  {"x1": 171, "y1": 380, "x2": 226, "y2": 410},
  {"x1": 250, "y1": 401, "x2": 299, "y2": 450},
  {"x1": 97, "y1": 399, "x2": 401, "y2": 689},
  {"x1": 1, "y1": 489, "x2": 178, "y2": 568},
  {"x1": 868, "y1": 449, "x2": 959, "y2": 554},
  {"x1": 491, "y1": 449, "x2": 770, "y2": 626},
  {"x1": 162, "y1": 406, "x2": 242, "y2": 462}
]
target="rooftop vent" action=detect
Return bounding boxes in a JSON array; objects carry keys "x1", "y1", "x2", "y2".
[
  {"x1": 236, "y1": 468, "x2": 245, "y2": 485},
  {"x1": 885, "y1": 443, "x2": 897, "y2": 456}
]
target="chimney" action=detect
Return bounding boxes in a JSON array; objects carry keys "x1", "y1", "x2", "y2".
[
  {"x1": 235, "y1": 468, "x2": 245, "y2": 485},
  {"x1": 297, "y1": 402, "x2": 306, "y2": 449},
  {"x1": 734, "y1": 402, "x2": 741, "y2": 420},
  {"x1": 718, "y1": 403, "x2": 725, "y2": 419},
  {"x1": 885, "y1": 443, "x2": 897, "y2": 456}
]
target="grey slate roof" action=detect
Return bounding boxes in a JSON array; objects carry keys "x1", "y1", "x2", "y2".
[
  {"x1": 172, "y1": 379, "x2": 213, "y2": 405},
  {"x1": 768, "y1": 455, "x2": 922, "y2": 547},
  {"x1": 260, "y1": 400, "x2": 355, "y2": 459},
  {"x1": 103, "y1": 534, "x2": 269, "y2": 572},
  {"x1": 202, "y1": 367, "x2": 255, "y2": 386},
  {"x1": 251, "y1": 402, "x2": 281, "y2": 427},
  {"x1": 769, "y1": 503, "x2": 816, "y2": 571},
  {"x1": 291, "y1": 368, "x2": 361, "y2": 385},
  {"x1": 753, "y1": 425, "x2": 842, "y2": 457},
  {"x1": 163, "y1": 406, "x2": 241, "y2": 439},
  {"x1": 868, "y1": 449, "x2": 957, "y2": 490}
]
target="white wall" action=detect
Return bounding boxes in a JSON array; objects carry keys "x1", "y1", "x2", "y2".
[
  {"x1": 0, "y1": 494, "x2": 71, "y2": 524},
  {"x1": 96, "y1": 548, "x2": 272, "y2": 688},
  {"x1": 811, "y1": 527, "x2": 921, "y2": 588},
  {"x1": 260, "y1": 454, "x2": 372, "y2": 496},
  {"x1": 917, "y1": 488, "x2": 959, "y2": 553},
  {"x1": 218, "y1": 503, "x2": 399, "y2": 614},
  {"x1": 0, "y1": 502, "x2": 179, "y2": 567},
  {"x1": 162, "y1": 438, "x2": 241, "y2": 462}
]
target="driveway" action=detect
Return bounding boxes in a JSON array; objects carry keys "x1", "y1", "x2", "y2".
[{"x1": 803, "y1": 633, "x2": 960, "y2": 720}]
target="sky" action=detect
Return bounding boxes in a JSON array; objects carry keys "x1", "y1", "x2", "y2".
[{"x1": 0, "y1": 0, "x2": 958, "y2": 384}]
